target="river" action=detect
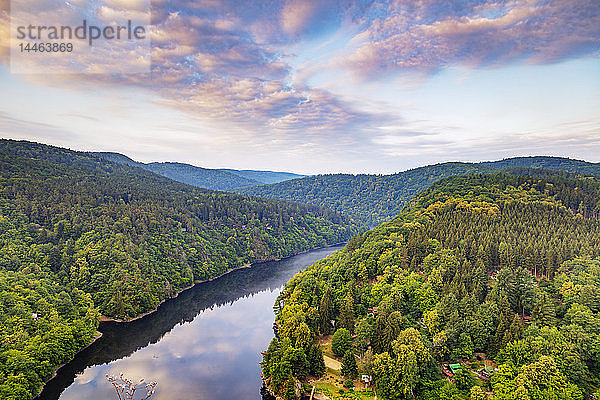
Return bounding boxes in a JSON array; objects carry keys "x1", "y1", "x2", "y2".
[{"x1": 36, "y1": 245, "x2": 343, "y2": 400}]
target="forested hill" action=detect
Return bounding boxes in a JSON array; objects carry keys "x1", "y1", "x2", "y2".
[
  {"x1": 219, "y1": 168, "x2": 306, "y2": 185},
  {"x1": 92, "y1": 151, "x2": 306, "y2": 190},
  {"x1": 235, "y1": 157, "x2": 600, "y2": 225},
  {"x1": 0, "y1": 139, "x2": 359, "y2": 399},
  {"x1": 481, "y1": 156, "x2": 600, "y2": 174},
  {"x1": 0, "y1": 139, "x2": 359, "y2": 317},
  {"x1": 141, "y1": 161, "x2": 261, "y2": 189},
  {"x1": 262, "y1": 173, "x2": 600, "y2": 400}
]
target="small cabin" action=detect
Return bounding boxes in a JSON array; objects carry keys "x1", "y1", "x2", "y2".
[{"x1": 449, "y1": 363, "x2": 461, "y2": 374}]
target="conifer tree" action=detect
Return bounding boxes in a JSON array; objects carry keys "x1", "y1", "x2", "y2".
[
  {"x1": 339, "y1": 293, "x2": 355, "y2": 333},
  {"x1": 341, "y1": 350, "x2": 358, "y2": 379}
]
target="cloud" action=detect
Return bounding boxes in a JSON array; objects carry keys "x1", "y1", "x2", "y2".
[
  {"x1": 0, "y1": 111, "x2": 76, "y2": 141},
  {"x1": 139, "y1": 0, "x2": 600, "y2": 138},
  {"x1": 153, "y1": 74, "x2": 395, "y2": 146},
  {"x1": 6, "y1": 0, "x2": 151, "y2": 74},
  {"x1": 110, "y1": 1, "x2": 399, "y2": 140},
  {"x1": 281, "y1": 0, "x2": 317, "y2": 37},
  {"x1": 374, "y1": 117, "x2": 600, "y2": 161},
  {"x1": 1, "y1": 0, "x2": 598, "y2": 173},
  {"x1": 336, "y1": 0, "x2": 600, "y2": 79}
]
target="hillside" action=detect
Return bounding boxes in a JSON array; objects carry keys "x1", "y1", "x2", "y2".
[
  {"x1": 236, "y1": 157, "x2": 600, "y2": 225},
  {"x1": 481, "y1": 156, "x2": 600, "y2": 174},
  {"x1": 144, "y1": 161, "x2": 261, "y2": 189},
  {"x1": 219, "y1": 168, "x2": 306, "y2": 185},
  {"x1": 92, "y1": 152, "x2": 305, "y2": 190},
  {"x1": 262, "y1": 173, "x2": 600, "y2": 400},
  {"x1": 0, "y1": 139, "x2": 360, "y2": 399}
]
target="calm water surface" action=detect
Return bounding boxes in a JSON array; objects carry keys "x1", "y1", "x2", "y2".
[{"x1": 37, "y1": 245, "x2": 342, "y2": 400}]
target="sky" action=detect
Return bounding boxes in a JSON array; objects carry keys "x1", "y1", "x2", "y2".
[{"x1": 0, "y1": 0, "x2": 599, "y2": 174}]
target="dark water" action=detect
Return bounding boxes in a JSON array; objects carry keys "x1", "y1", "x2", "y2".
[{"x1": 37, "y1": 245, "x2": 342, "y2": 400}]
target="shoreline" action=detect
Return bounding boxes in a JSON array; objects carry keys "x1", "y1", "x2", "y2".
[
  {"x1": 34, "y1": 330, "x2": 103, "y2": 399},
  {"x1": 98, "y1": 263, "x2": 252, "y2": 323},
  {"x1": 35, "y1": 242, "x2": 345, "y2": 399},
  {"x1": 99, "y1": 242, "x2": 345, "y2": 324}
]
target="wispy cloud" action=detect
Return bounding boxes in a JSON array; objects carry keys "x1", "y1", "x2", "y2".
[
  {"x1": 337, "y1": 0, "x2": 600, "y2": 79},
  {"x1": 0, "y1": 111, "x2": 76, "y2": 141},
  {"x1": 375, "y1": 118, "x2": 600, "y2": 162},
  {"x1": 1, "y1": 0, "x2": 598, "y2": 173},
  {"x1": 4, "y1": 0, "x2": 599, "y2": 131}
]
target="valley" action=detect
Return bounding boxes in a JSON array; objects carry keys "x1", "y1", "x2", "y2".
[
  {"x1": 0, "y1": 140, "x2": 598, "y2": 400},
  {"x1": 2, "y1": 2, "x2": 597, "y2": 399}
]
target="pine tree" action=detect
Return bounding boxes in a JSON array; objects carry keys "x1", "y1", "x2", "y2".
[
  {"x1": 533, "y1": 291, "x2": 556, "y2": 326},
  {"x1": 341, "y1": 350, "x2": 358, "y2": 379},
  {"x1": 319, "y1": 286, "x2": 333, "y2": 335},
  {"x1": 382, "y1": 311, "x2": 403, "y2": 351},
  {"x1": 339, "y1": 293, "x2": 355, "y2": 333},
  {"x1": 306, "y1": 344, "x2": 326, "y2": 377}
]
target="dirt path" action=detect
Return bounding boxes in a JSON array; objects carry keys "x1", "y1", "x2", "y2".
[{"x1": 323, "y1": 354, "x2": 341, "y2": 371}]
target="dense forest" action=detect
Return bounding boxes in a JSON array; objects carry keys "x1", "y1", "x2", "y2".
[
  {"x1": 134, "y1": 161, "x2": 262, "y2": 190},
  {"x1": 93, "y1": 152, "x2": 306, "y2": 190},
  {"x1": 237, "y1": 157, "x2": 600, "y2": 225},
  {"x1": 0, "y1": 139, "x2": 360, "y2": 399},
  {"x1": 480, "y1": 156, "x2": 600, "y2": 175},
  {"x1": 0, "y1": 270, "x2": 98, "y2": 400},
  {"x1": 3, "y1": 139, "x2": 599, "y2": 400},
  {"x1": 218, "y1": 168, "x2": 306, "y2": 185},
  {"x1": 262, "y1": 173, "x2": 600, "y2": 400}
]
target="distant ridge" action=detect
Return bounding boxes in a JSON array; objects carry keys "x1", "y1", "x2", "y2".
[
  {"x1": 92, "y1": 152, "x2": 306, "y2": 191},
  {"x1": 218, "y1": 168, "x2": 306, "y2": 185},
  {"x1": 4, "y1": 139, "x2": 597, "y2": 223},
  {"x1": 236, "y1": 156, "x2": 600, "y2": 224},
  {"x1": 481, "y1": 155, "x2": 600, "y2": 175}
]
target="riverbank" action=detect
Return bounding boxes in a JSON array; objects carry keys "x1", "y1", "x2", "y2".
[
  {"x1": 36, "y1": 244, "x2": 346, "y2": 400},
  {"x1": 98, "y1": 263, "x2": 252, "y2": 323},
  {"x1": 34, "y1": 330, "x2": 103, "y2": 399},
  {"x1": 99, "y1": 242, "x2": 346, "y2": 324}
]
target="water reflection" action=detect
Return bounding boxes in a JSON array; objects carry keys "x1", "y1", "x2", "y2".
[{"x1": 36, "y1": 245, "x2": 342, "y2": 400}]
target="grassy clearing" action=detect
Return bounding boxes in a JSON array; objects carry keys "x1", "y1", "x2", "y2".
[{"x1": 309, "y1": 337, "x2": 375, "y2": 400}]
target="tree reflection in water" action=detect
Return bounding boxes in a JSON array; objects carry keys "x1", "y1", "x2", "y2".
[{"x1": 36, "y1": 245, "x2": 342, "y2": 400}]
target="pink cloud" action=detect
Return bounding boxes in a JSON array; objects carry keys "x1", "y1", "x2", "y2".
[
  {"x1": 281, "y1": 0, "x2": 317, "y2": 36},
  {"x1": 338, "y1": 0, "x2": 600, "y2": 78},
  {"x1": 2, "y1": 0, "x2": 598, "y2": 147}
]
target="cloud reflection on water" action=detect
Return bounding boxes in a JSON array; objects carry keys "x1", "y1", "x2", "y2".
[{"x1": 38, "y1": 246, "x2": 342, "y2": 400}]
